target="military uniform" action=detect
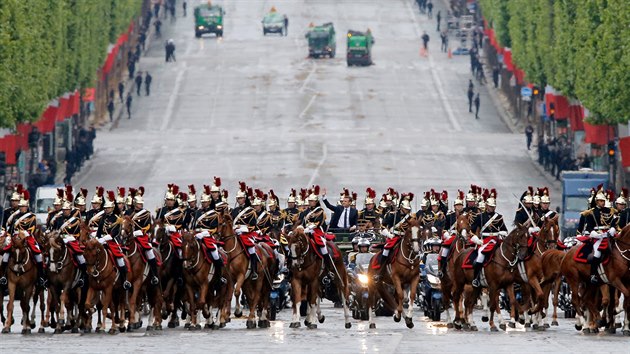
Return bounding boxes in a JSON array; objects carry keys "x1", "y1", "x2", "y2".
[
  {"x1": 513, "y1": 206, "x2": 538, "y2": 227},
  {"x1": 578, "y1": 206, "x2": 616, "y2": 234},
  {"x1": 471, "y1": 210, "x2": 508, "y2": 236},
  {"x1": 193, "y1": 207, "x2": 220, "y2": 232},
  {"x1": 2, "y1": 207, "x2": 17, "y2": 230},
  {"x1": 46, "y1": 209, "x2": 63, "y2": 230},
  {"x1": 536, "y1": 208, "x2": 558, "y2": 227},
  {"x1": 156, "y1": 205, "x2": 186, "y2": 231},
  {"x1": 359, "y1": 208, "x2": 381, "y2": 226},
  {"x1": 300, "y1": 205, "x2": 326, "y2": 228},
  {"x1": 617, "y1": 208, "x2": 630, "y2": 230},
  {"x1": 9, "y1": 210, "x2": 37, "y2": 235},
  {"x1": 444, "y1": 210, "x2": 459, "y2": 231}
]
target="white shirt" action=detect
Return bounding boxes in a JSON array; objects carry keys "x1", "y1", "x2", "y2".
[{"x1": 337, "y1": 208, "x2": 350, "y2": 229}]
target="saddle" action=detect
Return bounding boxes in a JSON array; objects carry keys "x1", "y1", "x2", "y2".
[
  {"x1": 105, "y1": 247, "x2": 131, "y2": 270},
  {"x1": 369, "y1": 247, "x2": 400, "y2": 270},
  {"x1": 573, "y1": 239, "x2": 610, "y2": 264},
  {"x1": 461, "y1": 248, "x2": 494, "y2": 269},
  {"x1": 197, "y1": 238, "x2": 227, "y2": 265},
  {"x1": 309, "y1": 238, "x2": 342, "y2": 260}
]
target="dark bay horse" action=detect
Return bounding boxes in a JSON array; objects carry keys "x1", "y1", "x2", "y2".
[
  {"x1": 452, "y1": 225, "x2": 529, "y2": 331},
  {"x1": 153, "y1": 220, "x2": 185, "y2": 328},
  {"x1": 368, "y1": 219, "x2": 424, "y2": 329},
  {"x1": 440, "y1": 213, "x2": 471, "y2": 327}
]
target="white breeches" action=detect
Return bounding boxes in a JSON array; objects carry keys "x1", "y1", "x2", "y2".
[{"x1": 116, "y1": 258, "x2": 126, "y2": 267}]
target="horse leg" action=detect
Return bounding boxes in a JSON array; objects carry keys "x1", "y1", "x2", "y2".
[
  {"x1": 480, "y1": 290, "x2": 490, "y2": 322},
  {"x1": 21, "y1": 286, "x2": 33, "y2": 334},
  {"x1": 451, "y1": 275, "x2": 464, "y2": 329},
  {"x1": 487, "y1": 287, "x2": 499, "y2": 332},
  {"x1": 505, "y1": 285, "x2": 519, "y2": 329},
  {"x1": 392, "y1": 275, "x2": 404, "y2": 324},
  {"x1": 102, "y1": 289, "x2": 116, "y2": 334},
  {"x1": 289, "y1": 280, "x2": 302, "y2": 328},
  {"x1": 463, "y1": 287, "x2": 479, "y2": 331},
  {"x1": 233, "y1": 275, "x2": 245, "y2": 318},
  {"x1": 405, "y1": 275, "x2": 419, "y2": 329},
  {"x1": 623, "y1": 297, "x2": 630, "y2": 336},
  {"x1": 2, "y1": 282, "x2": 16, "y2": 333}
]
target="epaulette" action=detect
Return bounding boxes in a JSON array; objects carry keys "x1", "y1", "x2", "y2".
[{"x1": 581, "y1": 209, "x2": 593, "y2": 216}]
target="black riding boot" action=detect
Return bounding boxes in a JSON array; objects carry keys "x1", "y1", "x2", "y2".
[
  {"x1": 590, "y1": 257, "x2": 601, "y2": 284},
  {"x1": 36, "y1": 261, "x2": 48, "y2": 287},
  {"x1": 472, "y1": 262, "x2": 483, "y2": 288},
  {"x1": 172, "y1": 257, "x2": 184, "y2": 286},
  {"x1": 148, "y1": 258, "x2": 160, "y2": 285},
  {"x1": 0, "y1": 260, "x2": 8, "y2": 286},
  {"x1": 373, "y1": 252, "x2": 388, "y2": 282},
  {"x1": 323, "y1": 254, "x2": 336, "y2": 280},
  {"x1": 249, "y1": 256, "x2": 259, "y2": 280},
  {"x1": 438, "y1": 253, "x2": 448, "y2": 278},
  {"x1": 211, "y1": 257, "x2": 226, "y2": 283},
  {"x1": 119, "y1": 265, "x2": 132, "y2": 290},
  {"x1": 77, "y1": 262, "x2": 88, "y2": 288}
]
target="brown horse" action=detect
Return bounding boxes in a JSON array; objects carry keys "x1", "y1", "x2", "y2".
[
  {"x1": 1, "y1": 231, "x2": 38, "y2": 334},
  {"x1": 181, "y1": 231, "x2": 231, "y2": 330},
  {"x1": 120, "y1": 216, "x2": 163, "y2": 331},
  {"x1": 152, "y1": 220, "x2": 184, "y2": 328},
  {"x1": 368, "y1": 219, "x2": 424, "y2": 329},
  {"x1": 218, "y1": 211, "x2": 275, "y2": 329},
  {"x1": 46, "y1": 231, "x2": 83, "y2": 333},
  {"x1": 452, "y1": 225, "x2": 529, "y2": 331},
  {"x1": 560, "y1": 225, "x2": 630, "y2": 333},
  {"x1": 82, "y1": 238, "x2": 133, "y2": 334},
  {"x1": 440, "y1": 213, "x2": 471, "y2": 326}
]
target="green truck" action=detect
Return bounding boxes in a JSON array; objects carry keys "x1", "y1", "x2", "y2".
[
  {"x1": 262, "y1": 11, "x2": 287, "y2": 36},
  {"x1": 346, "y1": 30, "x2": 374, "y2": 66},
  {"x1": 305, "y1": 22, "x2": 336, "y2": 58},
  {"x1": 194, "y1": 3, "x2": 225, "y2": 38}
]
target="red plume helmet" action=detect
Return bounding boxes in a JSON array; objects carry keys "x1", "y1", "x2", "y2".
[
  {"x1": 290, "y1": 189, "x2": 296, "y2": 197},
  {"x1": 300, "y1": 188, "x2": 307, "y2": 200},
  {"x1": 314, "y1": 185, "x2": 320, "y2": 196},
  {"x1": 255, "y1": 189, "x2": 264, "y2": 199},
  {"x1": 424, "y1": 191, "x2": 430, "y2": 200},
  {"x1": 129, "y1": 188, "x2": 137, "y2": 198},
  {"x1": 118, "y1": 187, "x2": 125, "y2": 197},
  {"x1": 65, "y1": 189, "x2": 73, "y2": 203},
  {"x1": 269, "y1": 189, "x2": 276, "y2": 198},
  {"x1": 343, "y1": 188, "x2": 349, "y2": 197},
  {"x1": 408, "y1": 192, "x2": 415, "y2": 201},
  {"x1": 57, "y1": 188, "x2": 64, "y2": 199},
  {"x1": 352, "y1": 192, "x2": 357, "y2": 201},
  {"x1": 172, "y1": 184, "x2": 179, "y2": 196},
  {"x1": 223, "y1": 190, "x2": 228, "y2": 199},
  {"x1": 138, "y1": 186, "x2": 145, "y2": 196},
  {"x1": 239, "y1": 181, "x2": 246, "y2": 192},
  {"x1": 188, "y1": 184, "x2": 196, "y2": 195},
  {"x1": 441, "y1": 190, "x2": 448, "y2": 201},
  {"x1": 81, "y1": 188, "x2": 88, "y2": 199},
  {"x1": 204, "y1": 185, "x2": 211, "y2": 195},
  {"x1": 623, "y1": 188, "x2": 629, "y2": 199},
  {"x1": 458, "y1": 190, "x2": 465, "y2": 200},
  {"x1": 247, "y1": 187, "x2": 254, "y2": 198},
  {"x1": 22, "y1": 190, "x2": 30, "y2": 201},
  {"x1": 65, "y1": 185, "x2": 73, "y2": 197},
  {"x1": 107, "y1": 190, "x2": 116, "y2": 202},
  {"x1": 97, "y1": 186, "x2": 104, "y2": 198},
  {"x1": 262, "y1": 193, "x2": 268, "y2": 201},
  {"x1": 368, "y1": 188, "x2": 376, "y2": 199},
  {"x1": 214, "y1": 177, "x2": 221, "y2": 187}
]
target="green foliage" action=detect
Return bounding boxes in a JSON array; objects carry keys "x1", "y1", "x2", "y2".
[
  {"x1": 0, "y1": 0, "x2": 143, "y2": 128},
  {"x1": 479, "y1": 0, "x2": 630, "y2": 125}
]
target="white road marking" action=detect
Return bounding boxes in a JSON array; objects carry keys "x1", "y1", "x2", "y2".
[
  {"x1": 299, "y1": 94, "x2": 318, "y2": 119},
  {"x1": 299, "y1": 63, "x2": 317, "y2": 93},
  {"x1": 307, "y1": 144, "x2": 328, "y2": 186},
  {"x1": 160, "y1": 62, "x2": 187, "y2": 131}
]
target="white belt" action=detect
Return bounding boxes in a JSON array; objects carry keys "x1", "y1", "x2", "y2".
[
  {"x1": 393, "y1": 230, "x2": 405, "y2": 236},
  {"x1": 594, "y1": 226, "x2": 608, "y2": 231},
  {"x1": 481, "y1": 232, "x2": 498, "y2": 237}
]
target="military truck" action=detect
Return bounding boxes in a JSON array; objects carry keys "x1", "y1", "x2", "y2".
[
  {"x1": 346, "y1": 29, "x2": 374, "y2": 66},
  {"x1": 262, "y1": 8, "x2": 287, "y2": 36},
  {"x1": 194, "y1": 2, "x2": 225, "y2": 38},
  {"x1": 305, "y1": 22, "x2": 336, "y2": 58}
]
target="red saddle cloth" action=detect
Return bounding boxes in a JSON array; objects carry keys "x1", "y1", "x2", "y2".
[
  {"x1": 369, "y1": 248, "x2": 400, "y2": 270},
  {"x1": 311, "y1": 229, "x2": 336, "y2": 247},
  {"x1": 66, "y1": 240, "x2": 84, "y2": 254},
  {"x1": 25, "y1": 236, "x2": 42, "y2": 254},
  {"x1": 309, "y1": 238, "x2": 342, "y2": 260},
  {"x1": 573, "y1": 239, "x2": 610, "y2": 264},
  {"x1": 442, "y1": 235, "x2": 456, "y2": 247},
  {"x1": 169, "y1": 233, "x2": 183, "y2": 248},
  {"x1": 106, "y1": 240, "x2": 125, "y2": 258},
  {"x1": 556, "y1": 239, "x2": 569, "y2": 250},
  {"x1": 461, "y1": 248, "x2": 495, "y2": 269},
  {"x1": 238, "y1": 232, "x2": 257, "y2": 248},
  {"x1": 197, "y1": 238, "x2": 227, "y2": 265},
  {"x1": 135, "y1": 234, "x2": 153, "y2": 250}
]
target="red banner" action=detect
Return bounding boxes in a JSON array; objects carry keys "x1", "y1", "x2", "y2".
[
  {"x1": 57, "y1": 97, "x2": 69, "y2": 122},
  {"x1": 619, "y1": 136, "x2": 630, "y2": 168},
  {"x1": 554, "y1": 95, "x2": 570, "y2": 120},
  {"x1": 83, "y1": 88, "x2": 95, "y2": 102},
  {"x1": 568, "y1": 105, "x2": 585, "y2": 131},
  {"x1": 503, "y1": 49, "x2": 513, "y2": 72},
  {"x1": 583, "y1": 122, "x2": 613, "y2": 145}
]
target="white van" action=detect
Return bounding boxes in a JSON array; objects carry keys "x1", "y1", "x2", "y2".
[{"x1": 34, "y1": 185, "x2": 63, "y2": 225}]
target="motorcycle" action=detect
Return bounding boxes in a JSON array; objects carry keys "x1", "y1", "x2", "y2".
[
  {"x1": 269, "y1": 272, "x2": 290, "y2": 321},
  {"x1": 348, "y1": 253, "x2": 373, "y2": 320},
  {"x1": 417, "y1": 253, "x2": 443, "y2": 321}
]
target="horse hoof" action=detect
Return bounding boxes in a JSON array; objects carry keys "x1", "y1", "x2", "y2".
[
  {"x1": 405, "y1": 318, "x2": 414, "y2": 329},
  {"x1": 623, "y1": 330, "x2": 630, "y2": 336},
  {"x1": 531, "y1": 323, "x2": 537, "y2": 330},
  {"x1": 54, "y1": 328, "x2": 63, "y2": 334},
  {"x1": 582, "y1": 328, "x2": 591, "y2": 334},
  {"x1": 499, "y1": 323, "x2": 506, "y2": 331},
  {"x1": 307, "y1": 324, "x2": 317, "y2": 329},
  {"x1": 597, "y1": 319, "x2": 608, "y2": 328},
  {"x1": 50, "y1": 319, "x2": 57, "y2": 328},
  {"x1": 38, "y1": 328, "x2": 45, "y2": 334},
  {"x1": 318, "y1": 315, "x2": 325, "y2": 324},
  {"x1": 219, "y1": 322, "x2": 226, "y2": 328},
  {"x1": 168, "y1": 322, "x2": 177, "y2": 329},
  {"x1": 246, "y1": 320, "x2": 256, "y2": 329},
  {"x1": 156, "y1": 325, "x2": 163, "y2": 331},
  {"x1": 146, "y1": 326, "x2": 154, "y2": 331},
  {"x1": 95, "y1": 327, "x2": 102, "y2": 333},
  {"x1": 120, "y1": 326, "x2": 127, "y2": 333},
  {"x1": 454, "y1": 322, "x2": 462, "y2": 330},
  {"x1": 470, "y1": 325, "x2": 478, "y2": 332},
  {"x1": 84, "y1": 328, "x2": 91, "y2": 334},
  {"x1": 22, "y1": 328, "x2": 31, "y2": 335},
  {"x1": 289, "y1": 322, "x2": 300, "y2": 329},
  {"x1": 393, "y1": 314, "x2": 401, "y2": 323},
  {"x1": 508, "y1": 322, "x2": 516, "y2": 329},
  {"x1": 369, "y1": 323, "x2": 376, "y2": 329},
  {"x1": 616, "y1": 323, "x2": 622, "y2": 329},
  {"x1": 446, "y1": 322, "x2": 454, "y2": 329},
  {"x1": 204, "y1": 324, "x2": 212, "y2": 329},
  {"x1": 195, "y1": 324, "x2": 201, "y2": 330},
  {"x1": 519, "y1": 318, "x2": 526, "y2": 325},
  {"x1": 592, "y1": 327, "x2": 599, "y2": 334},
  {"x1": 575, "y1": 324, "x2": 582, "y2": 331},
  {"x1": 1, "y1": 328, "x2": 9, "y2": 334},
  {"x1": 234, "y1": 310, "x2": 243, "y2": 318},
  {"x1": 605, "y1": 327, "x2": 616, "y2": 335},
  {"x1": 108, "y1": 328, "x2": 118, "y2": 335},
  {"x1": 345, "y1": 322, "x2": 352, "y2": 329},
  {"x1": 490, "y1": 326, "x2": 499, "y2": 332},
  {"x1": 481, "y1": 316, "x2": 489, "y2": 322},
  {"x1": 304, "y1": 320, "x2": 311, "y2": 327},
  {"x1": 212, "y1": 324, "x2": 220, "y2": 330},
  {"x1": 184, "y1": 323, "x2": 191, "y2": 329},
  {"x1": 71, "y1": 327, "x2": 79, "y2": 333},
  {"x1": 135, "y1": 321, "x2": 143, "y2": 329}
]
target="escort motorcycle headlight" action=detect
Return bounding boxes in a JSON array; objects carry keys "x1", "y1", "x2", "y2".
[{"x1": 358, "y1": 273, "x2": 368, "y2": 285}]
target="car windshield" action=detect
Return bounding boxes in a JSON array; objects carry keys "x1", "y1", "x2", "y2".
[
  {"x1": 565, "y1": 196, "x2": 586, "y2": 212},
  {"x1": 199, "y1": 8, "x2": 221, "y2": 18},
  {"x1": 36, "y1": 198, "x2": 54, "y2": 213},
  {"x1": 425, "y1": 253, "x2": 439, "y2": 272},
  {"x1": 355, "y1": 253, "x2": 374, "y2": 267},
  {"x1": 263, "y1": 15, "x2": 283, "y2": 24},
  {"x1": 309, "y1": 37, "x2": 328, "y2": 47}
]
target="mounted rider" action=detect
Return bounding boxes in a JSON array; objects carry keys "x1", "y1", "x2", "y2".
[
  {"x1": 438, "y1": 190, "x2": 466, "y2": 277},
  {"x1": 115, "y1": 187, "x2": 127, "y2": 215},
  {"x1": 96, "y1": 191, "x2": 132, "y2": 290},
  {"x1": 208, "y1": 177, "x2": 223, "y2": 210},
  {"x1": 232, "y1": 182, "x2": 261, "y2": 280},
  {"x1": 128, "y1": 190, "x2": 159, "y2": 285},
  {"x1": 301, "y1": 186, "x2": 338, "y2": 279},
  {"x1": 183, "y1": 185, "x2": 198, "y2": 229},
  {"x1": 191, "y1": 186, "x2": 225, "y2": 280},
  {"x1": 231, "y1": 182, "x2": 251, "y2": 220},
  {"x1": 415, "y1": 192, "x2": 430, "y2": 222},
  {"x1": 463, "y1": 185, "x2": 481, "y2": 221},
  {"x1": 615, "y1": 188, "x2": 629, "y2": 230},
  {"x1": 282, "y1": 189, "x2": 300, "y2": 229},
  {"x1": 514, "y1": 186, "x2": 540, "y2": 228},
  {"x1": 2, "y1": 185, "x2": 22, "y2": 230},
  {"x1": 359, "y1": 187, "x2": 382, "y2": 229},
  {"x1": 53, "y1": 188, "x2": 88, "y2": 287},
  {"x1": 46, "y1": 188, "x2": 64, "y2": 230},
  {"x1": 86, "y1": 186, "x2": 105, "y2": 232},
  {"x1": 536, "y1": 187, "x2": 558, "y2": 226},
  {"x1": 0, "y1": 188, "x2": 48, "y2": 287},
  {"x1": 470, "y1": 189, "x2": 508, "y2": 287},
  {"x1": 74, "y1": 188, "x2": 89, "y2": 221},
  {"x1": 374, "y1": 193, "x2": 416, "y2": 281}
]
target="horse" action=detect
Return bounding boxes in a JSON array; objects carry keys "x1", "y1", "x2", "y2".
[
  {"x1": 46, "y1": 231, "x2": 83, "y2": 333},
  {"x1": 180, "y1": 230, "x2": 231, "y2": 330},
  {"x1": 452, "y1": 225, "x2": 529, "y2": 331},
  {"x1": 120, "y1": 216, "x2": 163, "y2": 331},
  {"x1": 217, "y1": 211, "x2": 274, "y2": 329},
  {"x1": 368, "y1": 219, "x2": 424, "y2": 329},
  {"x1": 1, "y1": 230, "x2": 38, "y2": 334},
  {"x1": 560, "y1": 225, "x2": 630, "y2": 333},
  {"x1": 440, "y1": 213, "x2": 471, "y2": 327},
  {"x1": 82, "y1": 237, "x2": 133, "y2": 334},
  {"x1": 153, "y1": 220, "x2": 185, "y2": 328}
]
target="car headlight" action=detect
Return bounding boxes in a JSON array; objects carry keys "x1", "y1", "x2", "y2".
[
  {"x1": 217, "y1": 25, "x2": 223, "y2": 29},
  {"x1": 427, "y1": 274, "x2": 441, "y2": 286},
  {"x1": 358, "y1": 273, "x2": 368, "y2": 285},
  {"x1": 198, "y1": 26, "x2": 204, "y2": 29}
]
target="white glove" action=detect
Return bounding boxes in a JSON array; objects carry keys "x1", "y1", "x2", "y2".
[
  {"x1": 99, "y1": 235, "x2": 113, "y2": 244},
  {"x1": 236, "y1": 225, "x2": 249, "y2": 235},
  {"x1": 165, "y1": 225, "x2": 176, "y2": 233},
  {"x1": 471, "y1": 235, "x2": 483, "y2": 246},
  {"x1": 608, "y1": 228, "x2": 616, "y2": 237},
  {"x1": 461, "y1": 229, "x2": 467, "y2": 238},
  {"x1": 380, "y1": 229, "x2": 392, "y2": 238},
  {"x1": 431, "y1": 226, "x2": 437, "y2": 233},
  {"x1": 133, "y1": 230, "x2": 143, "y2": 237},
  {"x1": 528, "y1": 227, "x2": 540, "y2": 234},
  {"x1": 498, "y1": 231, "x2": 508, "y2": 238},
  {"x1": 90, "y1": 231, "x2": 97, "y2": 239},
  {"x1": 349, "y1": 225, "x2": 357, "y2": 232},
  {"x1": 195, "y1": 230, "x2": 209, "y2": 239},
  {"x1": 62, "y1": 236, "x2": 76, "y2": 243},
  {"x1": 442, "y1": 231, "x2": 449, "y2": 240}
]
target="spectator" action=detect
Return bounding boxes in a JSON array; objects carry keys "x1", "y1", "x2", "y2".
[
  {"x1": 135, "y1": 72, "x2": 143, "y2": 96},
  {"x1": 126, "y1": 93, "x2": 133, "y2": 119},
  {"x1": 145, "y1": 72, "x2": 153, "y2": 96},
  {"x1": 421, "y1": 31, "x2": 430, "y2": 51},
  {"x1": 525, "y1": 124, "x2": 534, "y2": 150},
  {"x1": 139, "y1": 31, "x2": 147, "y2": 51},
  {"x1": 474, "y1": 93, "x2": 480, "y2": 119},
  {"x1": 427, "y1": 1, "x2": 433, "y2": 18},
  {"x1": 118, "y1": 82, "x2": 125, "y2": 103},
  {"x1": 183, "y1": 0, "x2": 187, "y2": 17},
  {"x1": 492, "y1": 65, "x2": 500, "y2": 88},
  {"x1": 436, "y1": 11, "x2": 441, "y2": 32},
  {"x1": 107, "y1": 99, "x2": 115, "y2": 122},
  {"x1": 155, "y1": 19, "x2": 162, "y2": 38}
]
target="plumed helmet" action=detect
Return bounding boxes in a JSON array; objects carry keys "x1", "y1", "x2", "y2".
[
  {"x1": 430, "y1": 190, "x2": 440, "y2": 206},
  {"x1": 236, "y1": 181, "x2": 247, "y2": 199},
  {"x1": 54, "y1": 188, "x2": 64, "y2": 205},
  {"x1": 104, "y1": 191, "x2": 116, "y2": 208},
  {"x1": 533, "y1": 195, "x2": 541, "y2": 205},
  {"x1": 400, "y1": 193, "x2": 414, "y2": 210},
  {"x1": 358, "y1": 238, "x2": 370, "y2": 247},
  {"x1": 267, "y1": 190, "x2": 278, "y2": 207},
  {"x1": 62, "y1": 187, "x2": 73, "y2": 210},
  {"x1": 616, "y1": 187, "x2": 628, "y2": 205},
  {"x1": 177, "y1": 192, "x2": 188, "y2": 206},
  {"x1": 18, "y1": 190, "x2": 30, "y2": 207},
  {"x1": 126, "y1": 188, "x2": 136, "y2": 206},
  {"x1": 10, "y1": 184, "x2": 23, "y2": 201},
  {"x1": 287, "y1": 189, "x2": 297, "y2": 203},
  {"x1": 211, "y1": 177, "x2": 221, "y2": 192},
  {"x1": 485, "y1": 189, "x2": 497, "y2": 207},
  {"x1": 222, "y1": 190, "x2": 229, "y2": 203},
  {"x1": 251, "y1": 189, "x2": 266, "y2": 206},
  {"x1": 540, "y1": 187, "x2": 551, "y2": 204},
  {"x1": 595, "y1": 187, "x2": 606, "y2": 201},
  {"x1": 188, "y1": 184, "x2": 197, "y2": 203},
  {"x1": 134, "y1": 186, "x2": 145, "y2": 205},
  {"x1": 164, "y1": 184, "x2": 178, "y2": 201},
  {"x1": 116, "y1": 187, "x2": 126, "y2": 204},
  {"x1": 466, "y1": 184, "x2": 477, "y2": 202},
  {"x1": 365, "y1": 187, "x2": 376, "y2": 205},
  {"x1": 307, "y1": 185, "x2": 320, "y2": 202},
  {"x1": 91, "y1": 186, "x2": 104, "y2": 204},
  {"x1": 454, "y1": 190, "x2": 464, "y2": 206},
  {"x1": 75, "y1": 188, "x2": 87, "y2": 206},
  {"x1": 201, "y1": 185, "x2": 211, "y2": 203}
]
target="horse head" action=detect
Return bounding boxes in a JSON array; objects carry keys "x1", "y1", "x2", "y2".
[
  {"x1": 181, "y1": 231, "x2": 199, "y2": 269},
  {"x1": 405, "y1": 219, "x2": 423, "y2": 255},
  {"x1": 120, "y1": 216, "x2": 134, "y2": 245},
  {"x1": 287, "y1": 226, "x2": 310, "y2": 265},
  {"x1": 456, "y1": 212, "x2": 470, "y2": 238},
  {"x1": 11, "y1": 230, "x2": 30, "y2": 265},
  {"x1": 539, "y1": 217, "x2": 559, "y2": 251},
  {"x1": 506, "y1": 225, "x2": 530, "y2": 261},
  {"x1": 83, "y1": 238, "x2": 104, "y2": 267}
]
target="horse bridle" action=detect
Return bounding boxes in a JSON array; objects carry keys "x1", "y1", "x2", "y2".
[
  {"x1": 399, "y1": 226, "x2": 421, "y2": 267},
  {"x1": 288, "y1": 232, "x2": 312, "y2": 271},
  {"x1": 183, "y1": 237, "x2": 202, "y2": 270},
  {"x1": 49, "y1": 236, "x2": 69, "y2": 272},
  {"x1": 499, "y1": 231, "x2": 524, "y2": 268},
  {"x1": 11, "y1": 237, "x2": 31, "y2": 274},
  {"x1": 89, "y1": 244, "x2": 111, "y2": 279},
  {"x1": 613, "y1": 237, "x2": 630, "y2": 263}
]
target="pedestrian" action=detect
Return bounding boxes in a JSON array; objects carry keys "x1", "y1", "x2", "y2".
[
  {"x1": 525, "y1": 124, "x2": 534, "y2": 150},
  {"x1": 436, "y1": 11, "x2": 441, "y2": 32},
  {"x1": 117, "y1": 82, "x2": 124, "y2": 103},
  {"x1": 107, "y1": 99, "x2": 115, "y2": 122},
  {"x1": 128, "y1": 60, "x2": 136, "y2": 79},
  {"x1": 440, "y1": 31, "x2": 448, "y2": 53},
  {"x1": 427, "y1": 1, "x2": 433, "y2": 18},
  {"x1": 421, "y1": 31, "x2": 430, "y2": 51},
  {"x1": 182, "y1": 0, "x2": 187, "y2": 17},
  {"x1": 169, "y1": 3, "x2": 176, "y2": 21},
  {"x1": 135, "y1": 72, "x2": 143, "y2": 96},
  {"x1": 139, "y1": 31, "x2": 147, "y2": 51},
  {"x1": 492, "y1": 65, "x2": 500, "y2": 88},
  {"x1": 126, "y1": 93, "x2": 132, "y2": 119},
  {"x1": 284, "y1": 15, "x2": 289, "y2": 36},
  {"x1": 154, "y1": 19, "x2": 162, "y2": 38},
  {"x1": 467, "y1": 85, "x2": 474, "y2": 113},
  {"x1": 153, "y1": 2, "x2": 160, "y2": 18},
  {"x1": 474, "y1": 93, "x2": 480, "y2": 119},
  {"x1": 109, "y1": 89, "x2": 114, "y2": 101},
  {"x1": 145, "y1": 72, "x2": 152, "y2": 96},
  {"x1": 165, "y1": 39, "x2": 176, "y2": 62}
]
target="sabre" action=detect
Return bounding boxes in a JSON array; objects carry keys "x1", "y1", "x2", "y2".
[{"x1": 512, "y1": 193, "x2": 536, "y2": 228}]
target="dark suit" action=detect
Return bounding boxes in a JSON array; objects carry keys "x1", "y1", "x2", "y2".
[{"x1": 322, "y1": 197, "x2": 357, "y2": 232}]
